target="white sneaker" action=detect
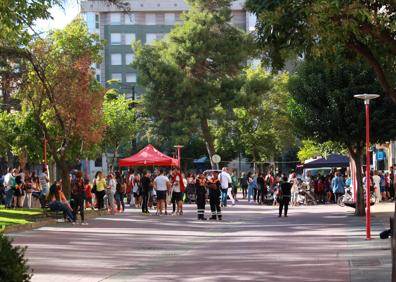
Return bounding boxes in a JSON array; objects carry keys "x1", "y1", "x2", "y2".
[{"x1": 81, "y1": 222, "x2": 88, "y2": 226}]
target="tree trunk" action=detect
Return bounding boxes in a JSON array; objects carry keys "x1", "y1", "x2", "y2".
[
  {"x1": 349, "y1": 147, "x2": 365, "y2": 216},
  {"x1": 200, "y1": 117, "x2": 216, "y2": 169},
  {"x1": 59, "y1": 160, "x2": 71, "y2": 199}
]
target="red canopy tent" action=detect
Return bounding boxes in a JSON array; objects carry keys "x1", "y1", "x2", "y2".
[{"x1": 118, "y1": 144, "x2": 179, "y2": 167}]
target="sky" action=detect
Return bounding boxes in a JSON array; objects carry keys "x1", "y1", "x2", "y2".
[{"x1": 34, "y1": 1, "x2": 80, "y2": 33}]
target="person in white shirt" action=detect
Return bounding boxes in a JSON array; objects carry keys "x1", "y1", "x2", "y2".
[
  {"x1": 104, "y1": 173, "x2": 116, "y2": 214},
  {"x1": 373, "y1": 170, "x2": 381, "y2": 203},
  {"x1": 3, "y1": 168, "x2": 14, "y2": 208},
  {"x1": 38, "y1": 167, "x2": 49, "y2": 196},
  {"x1": 154, "y1": 169, "x2": 171, "y2": 215},
  {"x1": 219, "y1": 167, "x2": 235, "y2": 207}
]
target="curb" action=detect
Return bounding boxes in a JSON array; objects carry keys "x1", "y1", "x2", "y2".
[{"x1": 2, "y1": 209, "x2": 106, "y2": 234}]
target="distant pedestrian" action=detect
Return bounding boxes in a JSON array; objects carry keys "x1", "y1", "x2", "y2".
[
  {"x1": 153, "y1": 169, "x2": 170, "y2": 215},
  {"x1": 141, "y1": 171, "x2": 152, "y2": 215},
  {"x1": 247, "y1": 172, "x2": 256, "y2": 203},
  {"x1": 239, "y1": 172, "x2": 248, "y2": 199},
  {"x1": 278, "y1": 176, "x2": 291, "y2": 217},
  {"x1": 331, "y1": 172, "x2": 345, "y2": 203},
  {"x1": 196, "y1": 174, "x2": 207, "y2": 220},
  {"x1": 95, "y1": 171, "x2": 106, "y2": 210},
  {"x1": 207, "y1": 171, "x2": 222, "y2": 220},
  {"x1": 219, "y1": 167, "x2": 234, "y2": 207},
  {"x1": 71, "y1": 171, "x2": 87, "y2": 225},
  {"x1": 372, "y1": 171, "x2": 381, "y2": 203},
  {"x1": 171, "y1": 168, "x2": 185, "y2": 215},
  {"x1": 104, "y1": 173, "x2": 116, "y2": 215}
]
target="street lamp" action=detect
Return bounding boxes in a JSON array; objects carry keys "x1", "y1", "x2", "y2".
[
  {"x1": 173, "y1": 145, "x2": 184, "y2": 168},
  {"x1": 354, "y1": 93, "x2": 380, "y2": 240}
]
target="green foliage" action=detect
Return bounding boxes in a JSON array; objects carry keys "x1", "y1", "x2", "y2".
[
  {"x1": 246, "y1": 0, "x2": 396, "y2": 103},
  {"x1": 103, "y1": 87, "x2": 138, "y2": 165},
  {"x1": 134, "y1": 0, "x2": 255, "y2": 162},
  {"x1": 0, "y1": 233, "x2": 32, "y2": 282},
  {"x1": 297, "y1": 140, "x2": 347, "y2": 162},
  {"x1": 0, "y1": 110, "x2": 44, "y2": 163},
  {"x1": 215, "y1": 66, "x2": 295, "y2": 161},
  {"x1": 288, "y1": 54, "x2": 396, "y2": 148}
]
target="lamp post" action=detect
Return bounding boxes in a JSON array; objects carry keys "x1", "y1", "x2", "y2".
[
  {"x1": 354, "y1": 93, "x2": 380, "y2": 240},
  {"x1": 173, "y1": 145, "x2": 184, "y2": 168}
]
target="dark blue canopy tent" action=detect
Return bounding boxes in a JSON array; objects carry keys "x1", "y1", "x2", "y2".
[
  {"x1": 304, "y1": 154, "x2": 350, "y2": 169},
  {"x1": 193, "y1": 156, "x2": 211, "y2": 171}
]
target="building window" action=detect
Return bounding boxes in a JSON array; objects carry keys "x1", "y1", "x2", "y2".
[
  {"x1": 95, "y1": 14, "x2": 100, "y2": 29},
  {"x1": 110, "y1": 13, "x2": 121, "y2": 24},
  {"x1": 126, "y1": 73, "x2": 137, "y2": 83},
  {"x1": 112, "y1": 73, "x2": 122, "y2": 82},
  {"x1": 110, "y1": 33, "x2": 121, "y2": 45},
  {"x1": 96, "y1": 63, "x2": 100, "y2": 69},
  {"x1": 145, "y1": 13, "x2": 156, "y2": 25},
  {"x1": 125, "y1": 33, "x2": 136, "y2": 45},
  {"x1": 96, "y1": 74, "x2": 100, "y2": 82},
  {"x1": 111, "y1": 54, "x2": 122, "y2": 65},
  {"x1": 125, "y1": 13, "x2": 136, "y2": 24},
  {"x1": 145, "y1": 33, "x2": 157, "y2": 45},
  {"x1": 164, "y1": 13, "x2": 175, "y2": 25},
  {"x1": 125, "y1": 53, "x2": 135, "y2": 65}
]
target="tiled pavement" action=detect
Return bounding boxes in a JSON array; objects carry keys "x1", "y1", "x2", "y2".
[{"x1": 9, "y1": 201, "x2": 392, "y2": 282}]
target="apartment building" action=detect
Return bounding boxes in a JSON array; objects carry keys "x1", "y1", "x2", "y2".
[{"x1": 80, "y1": 0, "x2": 256, "y2": 99}]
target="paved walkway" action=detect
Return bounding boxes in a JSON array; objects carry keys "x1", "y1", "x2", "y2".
[{"x1": 9, "y1": 201, "x2": 391, "y2": 282}]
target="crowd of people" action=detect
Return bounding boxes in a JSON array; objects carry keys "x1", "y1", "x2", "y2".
[{"x1": 1, "y1": 164, "x2": 394, "y2": 223}]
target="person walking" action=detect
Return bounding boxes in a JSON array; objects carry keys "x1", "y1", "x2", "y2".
[
  {"x1": 207, "y1": 171, "x2": 222, "y2": 220},
  {"x1": 239, "y1": 172, "x2": 248, "y2": 199},
  {"x1": 231, "y1": 170, "x2": 238, "y2": 202},
  {"x1": 196, "y1": 174, "x2": 207, "y2": 220},
  {"x1": 278, "y1": 176, "x2": 291, "y2": 217},
  {"x1": 219, "y1": 167, "x2": 234, "y2": 207},
  {"x1": 71, "y1": 171, "x2": 87, "y2": 225},
  {"x1": 154, "y1": 169, "x2": 171, "y2": 215},
  {"x1": 141, "y1": 171, "x2": 152, "y2": 215}
]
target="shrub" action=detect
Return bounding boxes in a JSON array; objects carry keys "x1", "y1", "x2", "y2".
[{"x1": 0, "y1": 233, "x2": 32, "y2": 282}]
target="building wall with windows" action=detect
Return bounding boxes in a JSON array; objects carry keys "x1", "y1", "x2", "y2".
[{"x1": 80, "y1": 0, "x2": 253, "y2": 100}]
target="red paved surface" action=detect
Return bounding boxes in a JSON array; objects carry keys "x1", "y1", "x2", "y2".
[{"x1": 9, "y1": 202, "x2": 387, "y2": 282}]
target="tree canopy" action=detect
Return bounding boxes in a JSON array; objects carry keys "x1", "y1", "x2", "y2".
[
  {"x1": 246, "y1": 0, "x2": 396, "y2": 104},
  {"x1": 134, "y1": 0, "x2": 254, "y2": 167},
  {"x1": 288, "y1": 53, "x2": 396, "y2": 215}
]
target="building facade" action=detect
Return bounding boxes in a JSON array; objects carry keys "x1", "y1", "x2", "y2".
[{"x1": 80, "y1": 0, "x2": 255, "y2": 99}]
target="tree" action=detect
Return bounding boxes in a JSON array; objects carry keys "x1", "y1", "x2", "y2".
[
  {"x1": 245, "y1": 0, "x2": 396, "y2": 104},
  {"x1": 18, "y1": 19, "x2": 105, "y2": 197},
  {"x1": 102, "y1": 88, "x2": 138, "y2": 169},
  {"x1": 0, "y1": 234, "x2": 32, "y2": 282},
  {"x1": 133, "y1": 0, "x2": 254, "y2": 168},
  {"x1": 214, "y1": 66, "x2": 295, "y2": 168},
  {"x1": 297, "y1": 140, "x2": 347, "y2": 163},
  {"x1": 288, "y1": 54, "x2": 396, "y2": 216}
]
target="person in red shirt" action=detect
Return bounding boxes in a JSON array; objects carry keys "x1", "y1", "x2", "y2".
[{"x1": 84, "y1": 178, "x2": 94, "y2": 210}]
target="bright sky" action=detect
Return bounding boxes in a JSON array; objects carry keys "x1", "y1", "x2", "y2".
[{"x1": 34, "y1": 1, "x2": 80, "y2": 33}]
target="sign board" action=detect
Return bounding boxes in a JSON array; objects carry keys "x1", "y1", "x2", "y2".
[{"x1": 211, "y1": 154, "x2": 221, "y2": 164}]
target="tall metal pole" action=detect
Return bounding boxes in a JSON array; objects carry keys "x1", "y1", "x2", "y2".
[
  {"x1": 354, "y1": 93, "x2": 379, "y2": 241},
  {"x1": 365, "y1": 101, "x2": 371, "y2": 240}
]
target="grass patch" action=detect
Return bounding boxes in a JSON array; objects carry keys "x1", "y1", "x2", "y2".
[{"x1": 0, "y1": 206, "x2": 44, "y2": 231}]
